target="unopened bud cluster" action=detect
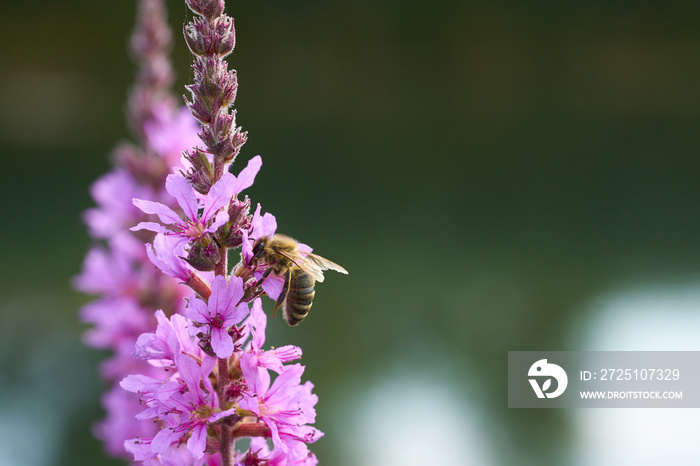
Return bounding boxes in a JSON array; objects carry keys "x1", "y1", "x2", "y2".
[{"x1": 183, "y1": 0, "x2": 247, "y2": 178}]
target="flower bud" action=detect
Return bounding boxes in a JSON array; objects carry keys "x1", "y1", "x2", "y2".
[
  {"x1": 219, "y1": 69, "x2": 238, "y2": 108},
  {"x1": 184, "y1": 236, "x2": 220, "y2": 271},
  {"x1": 232, "y1": 127, "x2": 248, "y2": 150},
  {"x1": 217, "y1": 196, "x2": 251, "y2": 248},
  {"x1": 185, "y1": 0, "x2": 225, "y2": 21},
  {"x1": 220, "y1": 124, "x2": 247, "y2": 164},
  {"x1": 214, "y1": 17, "x2": 236, "y2": 55},
  {"x1": 183, "y1": 149, "x2": 215, "y2": 194},
  {"x1": 184, "y1": 88, "x2": 214, "y2": 124},
  {"x1": 183, "y1": 18, "x2": 213, "y2": 57},
  {"x1": 183, "y1": 17, "x2": 235, "y2": 57}
]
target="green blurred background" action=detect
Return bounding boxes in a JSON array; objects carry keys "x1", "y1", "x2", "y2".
[{"x1": 3, "y1": 0, "x2": 700, "y2": 464}]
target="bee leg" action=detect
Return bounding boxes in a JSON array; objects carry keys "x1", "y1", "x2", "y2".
[
  {"x1": 250, "y1": 267, "x2": 275, "y2": 290},
  {"x1": 272, "y1": 269, "x2": 291, "y2": 318},
  {"x1": 247, "y1": 287, "x2": 266, "y2": 301}
]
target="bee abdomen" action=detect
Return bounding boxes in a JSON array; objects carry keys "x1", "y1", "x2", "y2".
[{"x1": 284, "y1": 270, "x2": 316, "y2": 326}]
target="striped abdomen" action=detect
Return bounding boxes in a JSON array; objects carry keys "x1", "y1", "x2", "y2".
[{"x1": 283, "y1": 268, "x2": 316, "y2": 326}]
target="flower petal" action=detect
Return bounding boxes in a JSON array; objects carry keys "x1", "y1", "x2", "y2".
[
  {"x1": 151, "y1": 426, "x2": 181, "y2": 454},
  {"x1": 261, "y1": 271, "x2": 285, "y2": 301},
  {"x1": 130, "y1": 221, "x2": 168, "y2": 234},
  {"x1": 187, "y1": 424, "x2": 207, "y2": 459},
  {"x1": 241, "y1": 230, "x2": 254, "y2": 264},
  {"x1": 165, "y1": 173, "x2": 199, "y2": 221},
  {"x1": 133, "y1": 198, "x2": 181, "y2": 225},
  {"x1": 240, "y1": 351, "x2": 271, "y2": 396},
  {"x1": 208, "y1": 275, "x2": 228, "y2": 316},
  {"x1": 202, "y1": 172, "x2": 235, "y2": 222},
  {"x1": 233, "y1": 155, "x2": 262, "y2": 194},
  {"x1": 175, "y1": 352, "x2": 205, "y2": 399},
  {"x1": 146, "y1": 234, "x2": 191, "y2": 281},
  {"x1": 120, "y1": 374, "x2": 161, "y2": 393},
  {"x1": 250, "y1": 203, "x2": 277, "y2": 239},
  {"x1": 187, "y1": 296, "x2": 210, "y2": 324},
  {"x1": 267, "y1": 364, "x2": 305, "y2": 402},
  {"x1": 211, "y1": 327, "x2": 234, "y2": 358},
  {"x1": 226, "y1": 275, "x2": 245, "y2": 309},
  {"x1": 204, "y1": 210, "x2": 230, "y2": 234},
  {"x1": 209, "y1": 407, "x2": 238, "y2": 423},
  {"x1": 250, "y1": 298, "x2": 267, "y2": 349},
  {"x1": 223, "y1": 301, "x2": 249, "y2": 327},
  {"x1": 124, "y1": 438, "x2": 156, "y2": 461}
]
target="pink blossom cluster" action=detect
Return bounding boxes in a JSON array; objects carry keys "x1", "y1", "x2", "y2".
[{"x1": 76, "y1": 0, "x2": 324, "y2": 464}]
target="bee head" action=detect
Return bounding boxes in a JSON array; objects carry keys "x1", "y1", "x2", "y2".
[{"x1": 252, "y1": 237, "x2": 267, "y2": 259}]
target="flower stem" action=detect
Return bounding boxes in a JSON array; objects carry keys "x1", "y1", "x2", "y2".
[
  {"x1": 213, "y1": 157, "x2": 228, "y2": 277},
  {"x1": 214, "y1": 248, "x2": 228, "y2": 277},
  {"x1": 218, "y1": 356, "x2": 235, "y2": 464}
]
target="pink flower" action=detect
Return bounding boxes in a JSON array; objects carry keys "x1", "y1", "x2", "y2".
[
  {"x1": 144, "y1": 103, "x2": 201, "y2": 168},
  {"x1": 132, "y1": 172, "x2": 234, "y2": 240},
  {"x1": 123, "y1": 313, "x2": 236, "y2": 461},
  {"x1": 146, "y1": 233, "x2": 198, "y2": 282},
  {"x1": 155, "y1": 354, "x2": 235, "y2": 459},
  {"x1": 239, "y1": 360, "x2": 321, "y2": 460},
  {"x1": 123, "y1": 353, "x2": 235, "y2": 460},
  {"x1": 188, "y1": 275, "x2": 249, "y2": 358},
  {"x1": 245, "y1": 299, "x2": 301, "y2": 373},
  {"x1": 134, "y1": 310, "x2": 201, "y2": 368},
  {"x1": 84, "y1": 169, "x2": 156, "y2": 239}
]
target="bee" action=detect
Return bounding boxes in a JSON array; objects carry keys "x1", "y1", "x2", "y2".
[{"x1": 250, "y1": 233, "x2": 348, "y2": 326}]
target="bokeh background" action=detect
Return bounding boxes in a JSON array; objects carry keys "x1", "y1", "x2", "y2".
[{"x1": 3, "y1": 0, "x2": 700, "y2": 464}]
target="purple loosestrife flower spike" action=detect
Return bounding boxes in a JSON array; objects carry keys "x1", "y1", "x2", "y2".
[
  {"x1": 79, "y1": 0, "x2": 333, "y2": 462},
  {"x1": 180, "y1": 4, "x2": 256, "y2": 461}
]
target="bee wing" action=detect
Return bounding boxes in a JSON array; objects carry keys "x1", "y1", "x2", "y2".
[
  {"x1": 269, "y1": 247, "x2": 324, "y2": 282},
  {"x1": 306, "y1": 253, "x2": 348, "y2": 274},
  {"x1": 296, "y1": 257, "x2": 326, "y2": 283},
  {"x1": 274, "y1": 248, "x2": 348, "y2": 283},
  {"x1": 301, "y1": 253, "x2": 348, "y2": 283}
]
